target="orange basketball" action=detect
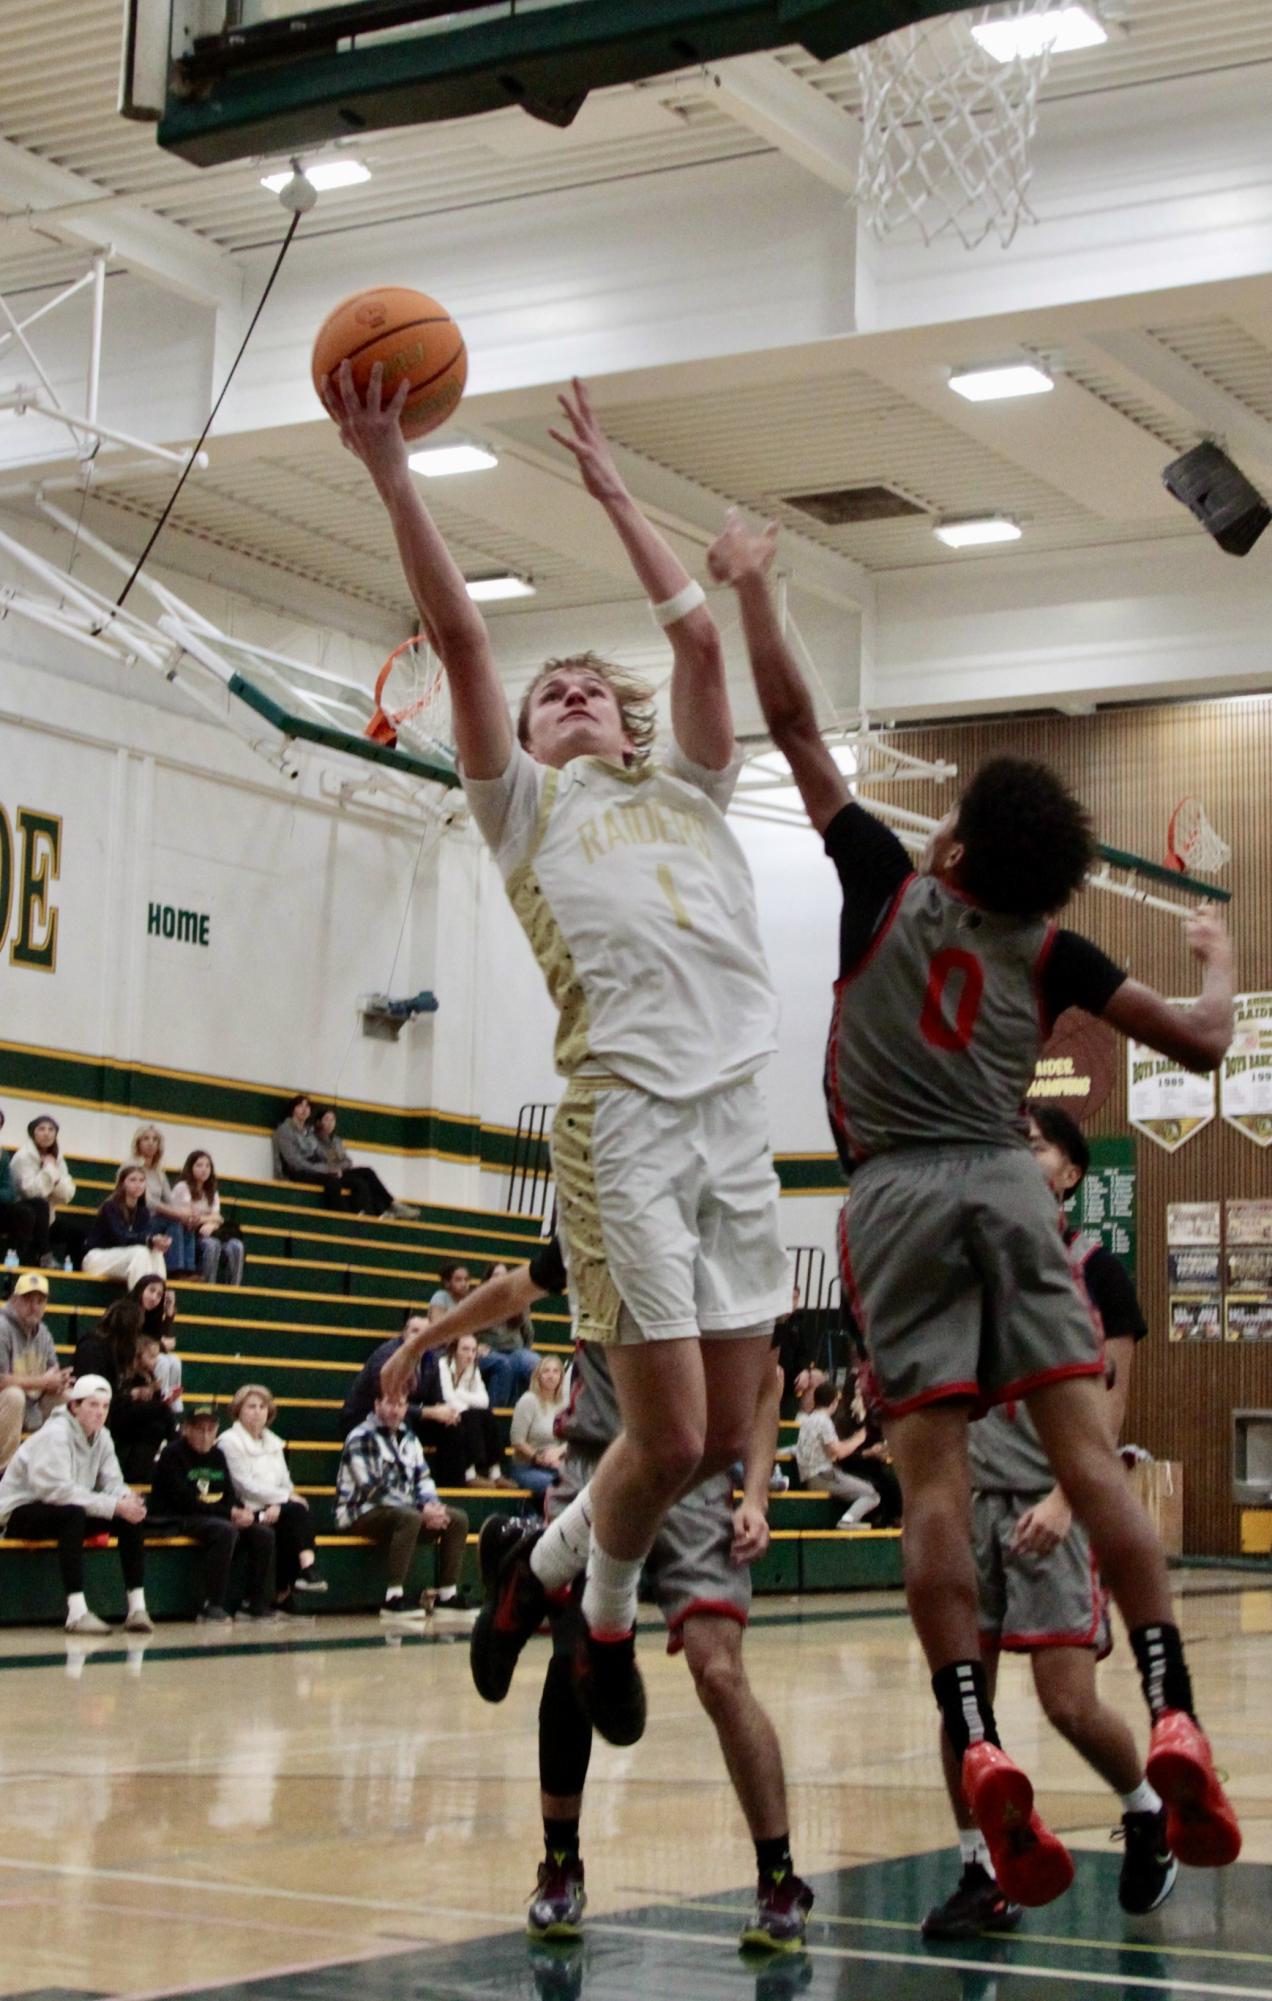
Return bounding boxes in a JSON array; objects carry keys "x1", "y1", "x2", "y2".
[{"x1": 312, "y1": 285, "x2": 467, "y2": 442}]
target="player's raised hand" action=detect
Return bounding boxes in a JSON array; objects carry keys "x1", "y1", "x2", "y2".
[
  {"x1": 707, "y1": 509, "x2": 779, "y2": 587},
  {"x1": 1184, "y1": 906, "x2": 1232, "y2": 965},
  {"x1": 549, "y1": 377, "x2": 628, "y2": 506},
  {"x1": 320, "y1": 360, "x2": 411, "y2": 486}
]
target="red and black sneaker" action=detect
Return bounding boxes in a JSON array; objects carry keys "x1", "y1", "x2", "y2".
[
  {"x1": 1147, "y1": 1710, "x2": 1242, "y2": 1868},
  {"x1": 571, "y1": 1625, "x2": 646, "y2": 1747},
  {"x1": 527, "y1": 1851, "x2": 586, "y2": 1940},
  {"x1": 739, "y1": 1869, "x2": 814, "y2": 1953},
  {"x1": 469, "y1": 1517, "x2": 548, "y2": 1704},
  {"x1": 962, "y1": 1742, "x2": 1074, "y2": 1909},
  {"x1": 921, "y1": 1861, "x2": 1024, "y2": 1940}
]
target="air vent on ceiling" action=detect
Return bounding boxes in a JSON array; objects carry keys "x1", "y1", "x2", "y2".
[{"x1": 782, "y1": 484, "x2": 928, "y2": 525}]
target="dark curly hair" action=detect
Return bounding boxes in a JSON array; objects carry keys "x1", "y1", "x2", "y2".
[
  {"x1": 953, "y1": 757, "x2": 1094, "y2": 917},
  {"x1": 1028, "y1": 1103, "x2": 1090, "y2": 1183}
]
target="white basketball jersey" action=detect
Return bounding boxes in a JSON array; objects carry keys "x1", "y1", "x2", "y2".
[{"x1": 465, "y1": 743, "x2": 778, "y2": 1101}]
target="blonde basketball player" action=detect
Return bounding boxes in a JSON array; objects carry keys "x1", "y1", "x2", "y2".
[{"x1": 326, "y1": 367, "x2": 790, "y2": 1746}]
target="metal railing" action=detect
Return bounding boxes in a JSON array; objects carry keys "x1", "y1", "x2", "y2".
[{"x1": 507, "y1": 1103, "x2": 555, "y2": 1219}]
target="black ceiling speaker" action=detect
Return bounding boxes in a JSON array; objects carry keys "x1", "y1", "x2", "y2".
[{"x1": 1162, "y1": 441, "x2": 1271, "y2": 557}]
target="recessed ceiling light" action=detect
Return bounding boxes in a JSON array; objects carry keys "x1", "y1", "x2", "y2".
[
  {"x1": 971, "y1": 5, "x2": 1107, "y2": 64},
  {"x1": 465, "y1": 575, "x2": 536, "y2": 602},
  {"x1": 934, "y1": 518, "x2": 1023, "y2": 549},
  {"x1": 260, "y1": 160, "x2": 371, "y2": 193},
  {"x1": 408, "y1": 443, "x2": 498, "y2": 477},
  {"x1": 948, "y1": 363, "x2": 1054, "y2": 403}
]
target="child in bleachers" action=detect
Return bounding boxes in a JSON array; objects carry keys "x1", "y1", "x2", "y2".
[{"x1": 795, "y1": 1381, "x2": 881, "y2": 1530}]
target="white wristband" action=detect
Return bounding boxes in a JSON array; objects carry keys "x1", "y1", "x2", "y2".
[{"x1": 651, "y1": 579, "x2": 706, "y2": 629}]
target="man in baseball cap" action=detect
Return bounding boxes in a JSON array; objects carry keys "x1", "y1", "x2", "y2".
[
  {"x1": 0, "y1": 1271, "x2": 72, "y2": 1472},
  {"x1": 0, "y1": 1365, "x2": 151, "y2": 1634}
]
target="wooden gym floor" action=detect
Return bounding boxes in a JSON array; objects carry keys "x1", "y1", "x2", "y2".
[{"x1": 1, "y1": 1571, "x2": 1269, "y2": 2000}]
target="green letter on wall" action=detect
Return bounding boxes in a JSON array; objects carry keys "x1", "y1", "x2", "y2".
[{"x1": 11, "y1": 809, "x2": 62, "y2": 972}]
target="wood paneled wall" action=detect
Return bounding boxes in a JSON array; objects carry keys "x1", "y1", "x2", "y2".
[{"x1": 871, "y1": 697, "x2": 1272, "y2": 1556}]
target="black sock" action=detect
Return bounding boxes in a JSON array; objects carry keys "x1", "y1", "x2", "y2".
[
  {"x1": 1130, "y1": 1623, "x2": 1195, "y2": 1722},
  {"x1": 544, "y1": 1816, "x2": 580, "y2": 1861},
  {"x1": 932, "y1": 1660, "x2": 1001, "y2": 1759},
  {"x1": 755, "y1": 1834, "x2": 793, "y2": 1879}
]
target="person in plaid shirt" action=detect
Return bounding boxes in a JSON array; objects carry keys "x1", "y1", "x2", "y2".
[{"x1": 335, "y1": 1387, "x2": 472, "y2": 1629}]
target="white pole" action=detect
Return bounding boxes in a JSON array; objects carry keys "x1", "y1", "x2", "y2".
[{"x1": 85, "y1": 249, "x2": 108, "y2": 439}]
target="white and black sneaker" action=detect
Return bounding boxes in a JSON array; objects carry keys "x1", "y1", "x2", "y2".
[{"x1": 1117, "y1": 1808, "x2": 1178, "y2": 1915}]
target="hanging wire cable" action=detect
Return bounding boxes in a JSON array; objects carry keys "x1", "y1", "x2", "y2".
[{"x1": 114, "y1": 209, "x2": 303, "y2": 611}]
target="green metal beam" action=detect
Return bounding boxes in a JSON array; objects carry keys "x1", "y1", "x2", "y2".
[
  {"x1": 159, "y1": 0, "x2": 981, "y2": 167},
  {"x1": 1095, "y1": 842, "x2": 1231, "y2": 905},
  {"x1": 229, "y1": 672, "x2": 459, "y2": 788}
]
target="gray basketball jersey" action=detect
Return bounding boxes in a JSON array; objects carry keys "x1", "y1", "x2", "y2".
[
  {"x1": 970, "y1": 1232, "x2": 1105, "y2": 1493},
  {"x1": 825, "y1": 874, "x2": 1054, "y2": 1166}
]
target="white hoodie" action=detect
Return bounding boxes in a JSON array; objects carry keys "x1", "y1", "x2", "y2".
[
  {"x1": 8, "y1": 1141, "x2": 76, "y2": 1211},
  {"x1": 218, "y1": 1421, "x2": 295, "y2": 1510},
  {"x1": 0, "y1": 1404, "x2": 127, "y2": 1524}
]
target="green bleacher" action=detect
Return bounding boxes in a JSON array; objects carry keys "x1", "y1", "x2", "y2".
[{"x1": 1, "y1": 1156, "x2": 902, "y2": 1623}]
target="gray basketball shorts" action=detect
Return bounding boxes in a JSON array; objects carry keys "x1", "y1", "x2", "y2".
[
  {"x1": 839, "y1": 1144, "x2": 1105, "y2": 1420},
  {"x1": 548, "y1": 1447, "x2": 750, "y2": 1653},
  {"x1": 974, "y1": 1490, "x2": 1112, "y2": 1656}
]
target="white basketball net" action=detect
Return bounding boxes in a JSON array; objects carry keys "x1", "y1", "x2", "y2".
[
  {"x1": 1167, "y1": 798, "x2": 1232, "y2": 876},
  {"x1": 852, "y1": 1, "x2": 1061, "y2": 250}
]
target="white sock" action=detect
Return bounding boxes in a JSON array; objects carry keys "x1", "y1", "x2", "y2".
[
  {"x1": 435, "y1": 1585, "x2": 456, "y2": 1603},
  {"x1": 384, "y1": 1586, "x2": 404, "y2": 1604},
  {"x1": 530, "y1": 1485, "x2": 594, "y2": 1593},
  {"x1": 1121, "y1": 1779, "x2": 1162, "y2": 1817},
  {"x1": 127, "y1": 1588, "x2": 147, "y2": 1614},
  {"x1": 959, "y1": 1828, "x2": 993, "y2": 1874},
  {"x1": 66, "y1": 1592, "x2": 87, "y2": 1621},
  {"x1": 580, "y1": 1540, "x2": 641, "y2": 1638}
]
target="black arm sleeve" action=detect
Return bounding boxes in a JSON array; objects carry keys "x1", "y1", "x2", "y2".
[
  {"x1": 1082, "y1": 1248, "x2": 1148, "y2": 1344},
  {"x1": 823, "y1": 802, "x2": 913, "y2": 978},
  {"x1": 1042, "y1": 931, "x2": 1127, "y2": 1024},
  {"x1": 528, "y1": 1235, "x2": 567, "y2": 1298}
]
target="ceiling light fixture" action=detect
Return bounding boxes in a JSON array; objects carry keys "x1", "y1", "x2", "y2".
[
  {"x1": 260, "y1": 160, "x2": 371, "y2": 193},
  {"x1": 972, "y1": 5, "x2": 1106, "y2": 63},
  {"x1": 948, "y1": 363, "x2": 1055, "y2": 403},
  {"x1": 408, "y1": 443, "x2": 499, "y2": 477},
  {"x1": 934, "y1": 517, "x2": 1023, "y2": 549},
  {"x1": 465, "y1": 575, "x2": 536, "y2": 602}
]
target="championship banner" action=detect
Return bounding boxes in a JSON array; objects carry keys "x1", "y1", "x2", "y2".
[
  {"x1": 1220, "y1": 992, "x2": 1272, "y2": 1147},
  {"x1": 1128, "y1": 1017, "x2": 1216, "y2": 1152}
]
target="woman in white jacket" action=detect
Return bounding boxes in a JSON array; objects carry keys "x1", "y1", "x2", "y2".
[
  {"x1": 439, "y1": 1333, "x2": 506, "y2": 1486},
  {"x1": 10, "y1": 1115, "x2": 79, "y2": 1266},
  {"x1": 219, "y1": 1384, "x2": 326, "y2": 1609}
]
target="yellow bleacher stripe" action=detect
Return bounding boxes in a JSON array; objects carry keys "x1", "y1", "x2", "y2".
[{"x1": 68, "y1": 1167, "x2": 545, "y2": 1241}]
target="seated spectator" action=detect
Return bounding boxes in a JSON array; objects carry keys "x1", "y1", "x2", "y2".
[
  {"x1": 795, "y1": 1382, "x2": 882, "y2": 1529},
  {"x1": 775, "y1": 1284, "x2": 822, "y2": 1404},
  {"x1": 476, "y1": 1260, "x2": 537, "y2": 1410},
  {"x1": 168, "y1": 1151, "x2": 245, "y2": 1286},
  {"x1": 112, "y1": 1329, "x2": 179, "y2": 1483},
  {"x1": 0, "y1": 1373, "x2": 152, "y2": 1634},
  {"x1": 429, "y1": 1261, "x2": 471, "y2": 1323},
  {"x1": 82, "y1": 1166, "x2": 170, "y2": 1290},
  {"x1": 0, "y1": 1272, "x2": 72, "y2": 1472},
  {"x1": 219, "y1": 1384, "x2": 326, "y2": 1611},
  {"x1": 273, "y1": 1095, "x2": 378, "y2": 1215},
  {"x1": 508, "y1": 1355, "x2": 568, "y2": 1508},
  {"x1": 335, "y1": 1385, "x2": 471, "y2": 1627},
  {"x1": 312, "y1": 1107, "x2": 419, "y2": 1220},
  {"x1": 1, "y1": 1108, "x2": 54, "y2": 1268},
  {"x1": 340, "y1": 1315, "x2": 469, "y2": 1489},
  {"x1": 153, "y1": 1290, "x2": 183, "y2": 1414},
  {"x1": 73, "y1": 1278, "x2": 167, "y2": 1405},
  {"x1": 150, "y1": 1406, "x2": 276, "y2": 1623},
  {"x1": 9, "y1": 1114, "x2": 80, "y2": 1268},
  {"x1": 840, "y1": 1370, "x2": 903, "y2": 1528},
  {"x1": 129, "y1": 1125, "x2": 197, "y2": 1272},
  {"x1": 439, "y1": 1332, "x2": 506, "y2": 1486}
]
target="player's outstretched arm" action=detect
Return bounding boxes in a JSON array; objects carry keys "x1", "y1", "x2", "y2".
[
  {"x1": 320, "y1": 362, "x2": 512, "y2": 779},
  {"x1": 551, "y1": 378, "x2": 732, "y2": 770},
  {"x1": 708, "y1": 512, "x2": 850, "y2": 835},
  {"x1": 1101, "y1": 908, "x2": 1234, "y2": 1071},
  {"x1": 380, "y1": 1265, "x2": 547, "y2": 1402}
]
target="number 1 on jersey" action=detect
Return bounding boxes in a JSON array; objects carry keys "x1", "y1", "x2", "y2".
[
  {"x1": 920, "y1": 946, "x2": 984, "y2": 1052},
  {"x1": 656, "y1": 863, "x2": 694, "y2": 931}
]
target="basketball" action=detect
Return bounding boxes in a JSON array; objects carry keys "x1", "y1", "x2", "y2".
[{"x1": 311, "y1": 285, "x2": 467, "y2": 441}]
